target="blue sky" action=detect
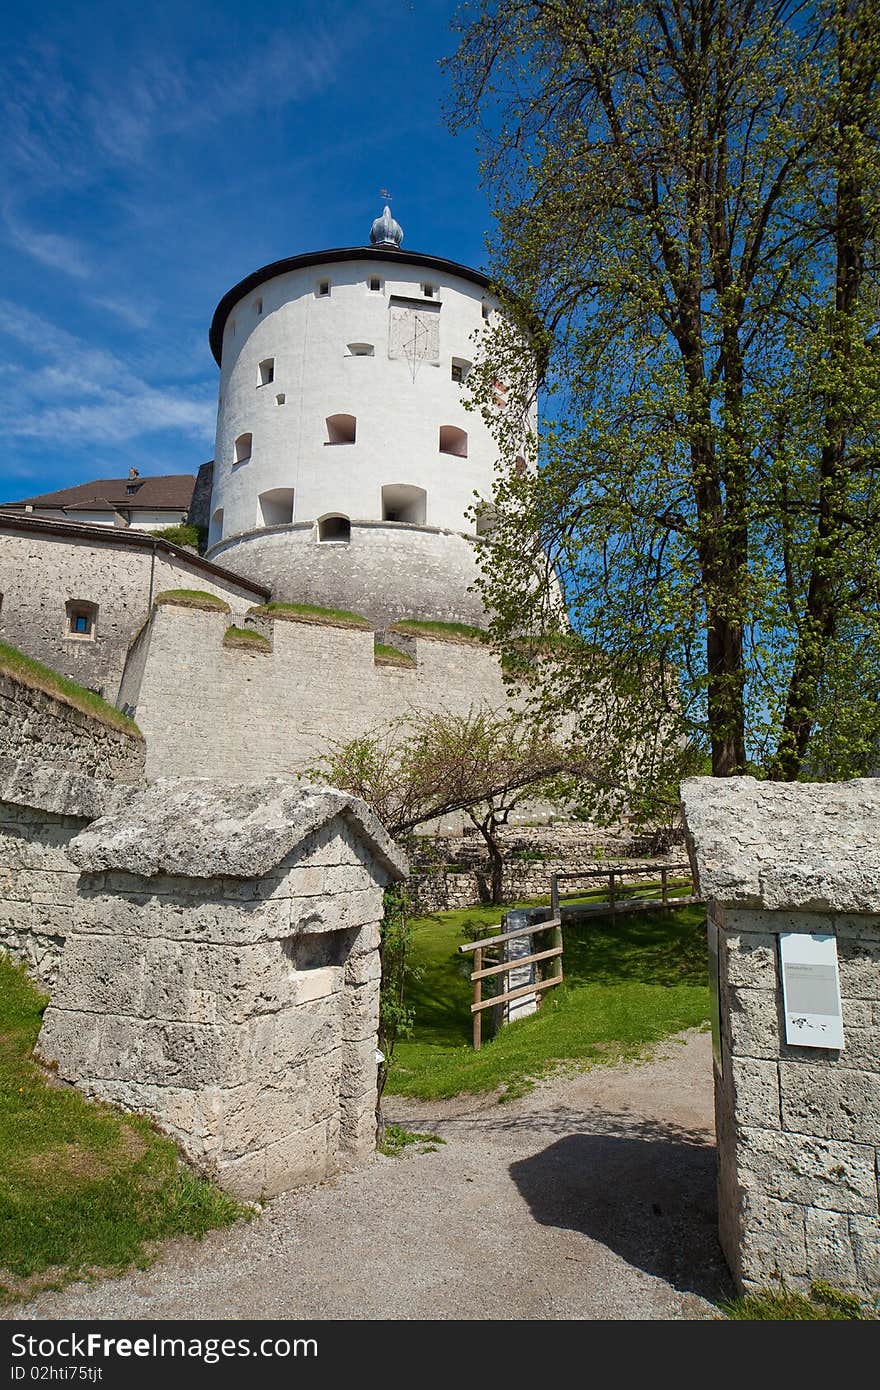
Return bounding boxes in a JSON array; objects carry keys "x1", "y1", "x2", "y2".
[{"x1": 0, "y1": 0, "x2": 492, "y2": 503}]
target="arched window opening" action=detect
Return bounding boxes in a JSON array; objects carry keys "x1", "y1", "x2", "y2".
[
  {"x1": 368, "y1": 276, "x2": 382, "y2": 293},
  {"x1": 258, "y1": 489, "x2": 295, "y2": 528},
  {"x1": 381, "y1": 485, "x2": 427, "y2": 527},
  {"x1": 234, "y1": 432, "x2": 253, "y2": 465},
  {"x1": 257, "y1": 359, "x2": 274, "y2": 386},
  {"x1": 451, "y1": 358, "x2": 471, "y2": 383},
  {"x1": 326, "y1": 414, "x2": 356, "y2": 445},
  {"x1": 439, "y1": 425, "x2": 468, "y2": 458},
  {"x1": 66, "y1": 599, "x2": 97, "y2": 639},
  {"x1": 475, "y1": 504, "x2": 497, "y2": 538},
  {"x1": 492, "y1": 379, "x2": 509, "y2": 407},
  {"x1": 209, "y1": 508, "x2": 224, "y2": 547},
  {"x1": 318, "y1": 514, "x2": 351, "y2": 543},
  {"x1": 255, "y1": 298, "x2": 263, "y2": 315},
  {"x1": 346, "y1": 343, "x2": 374, "y2": 357}
]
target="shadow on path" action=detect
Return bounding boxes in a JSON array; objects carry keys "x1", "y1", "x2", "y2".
[{"x1": 509, "y1": 1123, "x2": 733, "y2": 1303}]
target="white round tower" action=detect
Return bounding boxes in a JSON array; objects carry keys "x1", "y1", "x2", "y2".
[{"x1": 204, "y1": 206, "x2": 533, "y2": 628}]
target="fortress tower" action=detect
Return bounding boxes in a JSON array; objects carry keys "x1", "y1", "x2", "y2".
[{"x1": 204, "y1": 205, "x2": 532, "y2": 628}]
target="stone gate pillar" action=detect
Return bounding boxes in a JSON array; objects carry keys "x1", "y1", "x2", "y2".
[{"x1": 681, "y1": 777, "x2": 880, "y2": 1299}]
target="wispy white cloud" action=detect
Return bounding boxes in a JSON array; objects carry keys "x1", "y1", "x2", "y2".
[
  {"x1": 2, "y1": 202, "x2": 90, "y2": 278},
  {"x1": 0, "y1": 298, "x2": 214, "y2": 448}
]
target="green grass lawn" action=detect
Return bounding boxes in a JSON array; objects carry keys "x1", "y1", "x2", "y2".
[
  {"x1": 385, "y1": 890, "x2": 710, "y2": 1101},
  {"x1": 0, "y1": 956, "x2": 245, "y2": 1304}
]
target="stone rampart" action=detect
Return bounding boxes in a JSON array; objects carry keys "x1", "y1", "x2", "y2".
[{"x1": 123, "y1": 603, "x2": 511, "y2": 781}]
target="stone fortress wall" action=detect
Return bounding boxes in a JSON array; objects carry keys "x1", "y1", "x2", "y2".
[{"x1": 121, "y1": 601, "x2": 512, "y2": 782}]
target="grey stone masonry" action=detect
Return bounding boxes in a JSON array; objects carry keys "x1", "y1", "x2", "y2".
[
  {"x1": 36, "y1": 779, "x2": 407, "y2": 1199},
  {"x1": 0, "y1": 759, "x2": 136, "y2": 985},
  {"x1": 0, "y1": 670, "x2": 145, "y2": 783},
  {"x1": 681, "y1": 776, "x2": 880, "y2": 1302}
]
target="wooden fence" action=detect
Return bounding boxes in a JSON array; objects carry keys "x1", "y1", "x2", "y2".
[
  {"x1": 549, "y1": 861, "x2": 699, "y2": 918},
  {"x1": 459, "y1": 914, "x2": 563, "y2": 1051}
]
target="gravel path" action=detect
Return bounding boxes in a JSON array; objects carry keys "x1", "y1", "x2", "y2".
[{"x1": 9, "y1": 1029, "x2": 732, "y2": 1320}]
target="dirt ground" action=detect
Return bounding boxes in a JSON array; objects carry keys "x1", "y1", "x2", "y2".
[{"x1": 7, "y1": 1028, "x2": 733, "y2": 1321}]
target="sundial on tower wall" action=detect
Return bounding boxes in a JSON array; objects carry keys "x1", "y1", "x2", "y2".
[{"x1": 388, "y1": 298, "x2": 440, "y2": 379}]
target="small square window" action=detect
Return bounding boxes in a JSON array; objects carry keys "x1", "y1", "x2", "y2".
[
  {"x1": 126, "y1": 483, "x2": 139, "y2": 494},
  {"x1": 369, "y1": 277, "x2": 382, "y2": 292},
  {"x1": 255, "y1": 298, "x2": 263, "y2": 314},
  {"x1": 482, "y1": 304, "x2": 491, "y2": 321},
  {"x1": 74, "y1": 614, "x2": 89, "y2": 634},
  {"x1": 318, "y1": 280, "x2": 330, "y2": 297},
  {"x1": 422, "y1": 283, "x2": 435, "y2": 298},
  {"x1": 452, "y1": 365, "x2": 463, "y2": 383}
]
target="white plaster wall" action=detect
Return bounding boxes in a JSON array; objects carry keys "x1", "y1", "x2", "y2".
[{"x1": 209, "y1": 257, "x2": 523, "y2": 544}]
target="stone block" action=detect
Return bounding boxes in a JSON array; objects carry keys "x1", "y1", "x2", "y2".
[
  {"x1": 838, "y1": 1027, "x2": 880, "y2": 1075},
  {"x1": 834, "y1": 914, "x2": 880, "y2": 943},
  {"x1": 849, "y1": 1213, "x2": 880, "y2": 1290},
  {"x1": 836, "y1": 937, "x2": 880, "y2": 1000},
  {"x1": 738, "y1": 1194, "x2": 808, "y2": 1282},
  {"x1": 291, "y1": 888, "x2": 381, "y2": 936},
  {"x1": 780, "y1": 1063, "x2": 880, "y2": 1143},
  {"x1": 215, "y1": 1147, "x2": 267, "y2": 1200},
  {"x1": 804, "y1": 1209, "x2": 858, "y2": 1289},
  {"x1": 729, "y1": 1056, "x2": 781, "y2": 1130},
  {"x1": 339, "y1": 1037, "x2": 379, "y2": 1100},
  {"x1": 52, "y1": 934, "x2": 145, "y2": 1015},
  {"x1": 339, "y1": 1101, "x2": 377, "y2": 1160},
  {"x1": 725, "y1": 986, "x2": 782, "y2": 1059},
  {"x1": 219, "y1": 1080, "x2": 313, "y2": 1159},
  {"x1": 262, "y1": 1120, "x2": 335, "y2": 1196},
  {"x1": 724, "y1": 931, "x2": 778, "y2": 989},
  {"x1": 291, "y1": 965, "x2": 343, "y2": 1005},
  {"x1": 736, "y1": 1125, "x2": 877, "y2": 1214},
  {"x1": 345, "y1": 946, "x2": 382, "y2": 987},
  {"x1": 342, "y1": 980, "x2": 381, "y2": 1043}
]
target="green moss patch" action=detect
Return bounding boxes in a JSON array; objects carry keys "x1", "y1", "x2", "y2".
[
  {"x1": 0, "y1": 956, "x2": 245, "y2": 1305},
  {"x1": 722, "y1": 1281, "x2": 870, "y2": 1320},
  {"x1": 0, "y1": 640, "x2": 141, "y2": 739},
  {"x1": 248, "y1": 601, "x2": 372, "y2": 630},
  {"x1": 374, "y1": 643, "x2": 417, "y2": 667},
  {"x1": 222, "y1": 626, "x2": 271, "y2": 653},
  {"x1": 390, "y1": 619, "x2": 489, "y2": 646},
  {"x1": 154, "y1": 589, "x2": 230, "y2": 613}
]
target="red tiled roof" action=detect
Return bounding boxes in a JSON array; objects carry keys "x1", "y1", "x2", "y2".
[{"x1": 0, "y1": 474, "x2": 196, "y2": 512}]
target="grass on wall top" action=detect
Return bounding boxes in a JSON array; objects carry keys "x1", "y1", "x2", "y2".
[
  {"x1": 0, "y1": 639, "x2": 141, "y2": 739},
  {"x1": 389, "y1": 619, "x2": 489, "y2": 646},
  {"x1": 222, "y1": 626, "x2": 271, "y2": 653},
  {"x1": 374, "y1": 643, "x2": 417, "y2": 668},
  {"x1": 247, "y1": 601, "x2": 372, "y2": 630},
  {"x1": 153, "y1": 589, "x2": 230, "y2": 613},
  {"x1": 0, "y1": 955, "x2": 245, "y2": 1305}
]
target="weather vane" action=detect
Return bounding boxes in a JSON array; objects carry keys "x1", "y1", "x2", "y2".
[{"x1": 379, "y1": 188, "x2": 392, "y2": 203}]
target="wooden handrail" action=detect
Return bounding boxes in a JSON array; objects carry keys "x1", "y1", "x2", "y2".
[
  {"x1": 471, "y1": 975, "x2": 562, "y2": 1013},
  {"x1": 470, "y1": 944, "x2": 563, "y2": 981},
  {"x1": 459, "y1": 916, "x2": 561, "y2": 954}
]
